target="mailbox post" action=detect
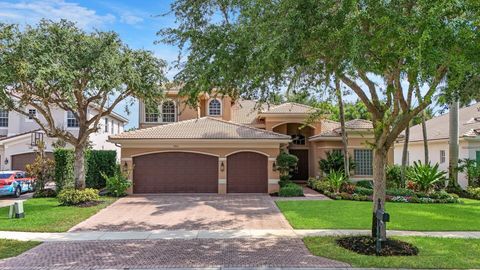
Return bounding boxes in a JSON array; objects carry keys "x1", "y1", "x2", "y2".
[{"x1": 375, "y1": 199, "x2": 390, "y2": 255}]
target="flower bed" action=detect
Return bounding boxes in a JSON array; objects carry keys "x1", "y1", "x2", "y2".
[{"x1": 308, "y1": 178, "x2": 460, "y2": 204}]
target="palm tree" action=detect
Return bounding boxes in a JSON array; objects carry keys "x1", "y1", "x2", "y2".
[
  {"x1": 415, "y1": 87, "x2": 430, "y2": 163},
  {"x1": 335, "y1": 77, "x2": 349, "y2": 177},
  {"x1": 448, "y1": 99, "x2": 460, "y2": 189}
]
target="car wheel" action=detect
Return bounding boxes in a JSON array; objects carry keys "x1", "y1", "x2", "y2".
[{"x1": 14, "y1": 187, "x2": 21, "y2": 198}]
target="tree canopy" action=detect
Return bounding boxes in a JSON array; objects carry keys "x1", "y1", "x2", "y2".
[{"x1": 0, "y1": 20, "x2": 166, "y2": 188}]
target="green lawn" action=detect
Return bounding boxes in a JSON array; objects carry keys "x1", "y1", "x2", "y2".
[
  {"x1": 305, "y1": 236, "x2": 480, "y2": 269},
  {"x1": 0, "y1": 197, "x2": 116, "y2": 232},
  {"x1": 0, "y1": 239, "x2": 41, "y2": 259},
  {"x1": 276, "y1": 199, "x2": 480, "y2": 231}
]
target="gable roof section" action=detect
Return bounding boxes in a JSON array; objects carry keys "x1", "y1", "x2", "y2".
[
  {"x1": 110, "y1": 117, "x2": 291, "y2": 141},
  {"x1": 407, "y1": 102, "x2": 480, "y2": 142},
  {"x1": 310, "y1": 119, "x2": 374, "y2": 139},
  {"x1": 231, "y1": 99, "x2": 266, "y2": 125}
]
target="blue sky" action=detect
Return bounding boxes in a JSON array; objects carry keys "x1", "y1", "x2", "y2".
[{"x1": 0, "y1": 0, "x2": 180, "y2": 129}]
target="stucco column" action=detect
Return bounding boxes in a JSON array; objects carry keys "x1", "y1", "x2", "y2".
[
  {"x1": 121, "y1": 157, "x2": 134, "y2": 195},
  {"x1": 268, "y1": 157, "x2": 280, "y2": 193},
  {"x1": 218, "y1": 157, "x2": 227, "y2": 194}
]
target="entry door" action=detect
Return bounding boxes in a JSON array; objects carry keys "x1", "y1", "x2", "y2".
[{"x1": 289, "y1": 149, "x2": 309, "y2": 181}]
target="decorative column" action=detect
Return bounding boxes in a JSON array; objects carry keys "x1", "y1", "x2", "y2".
[
  {"x1": 121, "y1": 157, "x2": 133, "y2": 194},
  {"x1": 268, "y1": 157, "x2": 280, "y2": 193},
  {"x1": 218, "y1": 157, "x2": 227, "y2": 194}
]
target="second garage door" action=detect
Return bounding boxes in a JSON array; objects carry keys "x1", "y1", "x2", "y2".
[
  {"x1": 133, "y1": 152, "x2": 218, "y2": 193},
  {"x1": 227, "y1": 152, "x2": 268, "y2": 193},
  {"x1": 11, "y1": 152, "x2": 54, "y2": 171}
]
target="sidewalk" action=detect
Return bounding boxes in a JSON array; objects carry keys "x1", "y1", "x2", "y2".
[{"x1": 1, "y1": 229, "x2": 479, "y2": 242}]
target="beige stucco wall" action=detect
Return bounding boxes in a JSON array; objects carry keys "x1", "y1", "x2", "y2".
[{"x1": 120, "y1": 144, "x2": 282, "y2": 194}]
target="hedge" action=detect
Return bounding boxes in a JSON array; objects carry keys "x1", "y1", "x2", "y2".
[{"x1": 54, "y1": 149, "x2": 117, "y2": 190}]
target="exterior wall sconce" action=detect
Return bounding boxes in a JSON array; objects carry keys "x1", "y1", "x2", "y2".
[
  {"x1": 272, "y1": 161, "x2": 277, "y2": 171},
  {"x1": 4, "y1": 158, "x2": 8, "y2": 165},
  {"x1": 220, "y1": 161, "x2": 225, "y2": 172}
]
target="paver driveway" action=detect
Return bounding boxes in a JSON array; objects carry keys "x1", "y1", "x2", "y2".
[
  {"x1": 70, "y1": 194, "x2": 292, "y2": 231},
  {"x1": 0, "y1": 238, "x2": 349, "y2": 269}
]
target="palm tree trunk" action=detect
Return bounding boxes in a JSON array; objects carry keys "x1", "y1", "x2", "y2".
[
  {"x1": 448, "y1": 100, "x2": 459, "y2": 189},
  {"x1": 421, "y1": 112, "x2": 429, "y2": 163},
  {"x1": 335, "y1": 78, "x2": 349, "y2": 177},
  {"x1": 401, "y1": 124, "x2": 410, "y2": 185}
]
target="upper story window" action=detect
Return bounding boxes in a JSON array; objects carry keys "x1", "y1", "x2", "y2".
[
  {"x1": 104, "y1": 118, "x2": 108, "y2": 133},
  {"x1": 162, "y1": 101, "x2": 176, "y2": 123},
  {"x1": 291, "y1": 134, "x2": 306, "y2": 145},
  {"x1": 27, "y1": 109, "x2": 37, "y2": 121},
  {"x1": 111, "y1": 120, "x2": 115, "y2": 134},
  {"x1": 440, "y1": 150, "x2": 446, "y2": 164},
  {"x1": 0, "y1": 109, "x2": 8, "y2": 127},
  {"x1": 145, "y1": 105, "x2": 159, "y2": 123},
  {"x1": 67, "y1": 111, "x2": 79, "y2": 128},
  {"x1": 208, "y1": 99, "x2": 222, "y2": 116},
  {"x1": 354, "y1": 149, "x2": 373, "y2": 176}
]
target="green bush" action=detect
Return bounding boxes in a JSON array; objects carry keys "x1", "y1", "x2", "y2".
[
  {"x1": 386, "y1": 188, "x2": 415, "y2": 197},
  {"x1": 54, "y1": 149, "x2": 117, "y2": 190},
  {"x1": 57, "y1": 188, "x2": 100, "y2": 206},
  {"x1": 406, "y1": 161, "x2": 447, "y2": 193},
  {"x1": 102, "y1": 169, "x2": 132, "y2": 197},
  {"x1": 386, "y1": 164, "x2": 403, "y2": 188},
  {"x1": 279, "y1": 175, "x2": 292, "y2": 188},
  {"x1": 278, "y1": 183, "x2": 304, "y2": 197},
  {"x1": 86, "y1": 150, "x2": 117, "y2": 189},
  {"x1": 318, "y1": 151, "x2": 355, "y2": 175},
  {"x1": 53, "y1": 148, "x2": 75, "y2": 193},
  {"x1": 33, "y1": 188, "x2": 56, "y2": 198},
  {"x1": 308, "y1": 178, "x2": 331, "y2": 193},
  {"x1": 355, "y1": 180, "x2": 373, "y2": 189},
  {"x1": 276, "y1": 151, "x2": 298, "y2": 181},
  {"x1": 466, "y1": 187, "x2": 480, "y2": 199},
  {"x1": 354, "y1": 186, "x2": 373, "y2": 196},
  {"x1": 326, "y1": 170, "x2": 347, "y2": 193}
]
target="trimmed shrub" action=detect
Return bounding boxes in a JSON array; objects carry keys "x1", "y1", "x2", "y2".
[
  {"x1": 354, "y1": 186, "x2": 373, "y2": 196},
  {"x1": 278, "y1": 183, "x2": 304, "y2": 197},
  {"x1": 355, "y1": 180, "x2": 373, "y2": 189},
  {"x1": 308, "y1": 178, "x2": 331, "y2": 193},
  {"x1": 53, "y1": 148, "x2": 75, "y2": 193},
  {"x1": 57, "y1": 188, "x2": 100, "y2": 206},
  {"x1": 466, "y1": 187, "x2": 480, "y2": 199},
  {"x1": 86, "y1": 150, "x2": 117, "y2": 189},
  {"x1": 276, "y1": 151, "x2": 298, "y2": 182},
  {"x1": 386, "y1": 188, "x2": 415, "y2": 197},
  {"x1": 33, "y1": 188, "x2": 56, "y2": 198}
]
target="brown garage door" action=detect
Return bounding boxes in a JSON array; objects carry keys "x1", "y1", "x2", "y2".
[
  {"x1": 227, "y1": 152, "x2": 268, "y2": 193},
  {"x1": 133, "y1": 152, "x2": 218, "y2": 193},
  {"x1": 11, "y1": 152, "x2": 54, "y2": 171}
]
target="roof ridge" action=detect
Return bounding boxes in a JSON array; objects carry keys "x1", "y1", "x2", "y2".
[
  {"x1": 110, "y1": 117, "x2": 203, "y2": 138},
  {"x1": 271, "y1": 102, "x2": 314, "y2": 110},
  {"x1": 206, "y1": 117, "x2": 290, "y2": 138}
]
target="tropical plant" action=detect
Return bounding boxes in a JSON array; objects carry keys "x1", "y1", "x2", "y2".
[
  {"x1": 457, "y1": 159, "x2": 480, "y2": 187},
  {"x1": 386, "y1": 165, "x2": 404, "y2": 189},
  {"x1": 276, "y1": 151, "x2": 298, "y2": 185},
  {"x1": 318, "y1": 151, "x2": 355, "y2": 175},
  {"x1": 25, "y1": 141, "x2": 55, "y2": 194},
  {"x1": 101, "y1": 168, "x2": 132, "y2": 197},
  {"x1": 406, "y1": 161, "x2": 447, "y2": 193},
  {"x1": 326, "y1": 170, "x2": 348, "y2": 193},
  {"x1": 0, "y1": 20, "x2": 166, "y2": 189}
]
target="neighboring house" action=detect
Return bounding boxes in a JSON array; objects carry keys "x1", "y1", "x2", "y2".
[
  {"x1": 0, "y1": 106, "x2": 128, "y2": 171},
  {"x1": 110, "y1": 90, "x2": 382, "y2": 194},
  {"x1": 394, "y1": 102, "x2": 480, "y2": 188}
]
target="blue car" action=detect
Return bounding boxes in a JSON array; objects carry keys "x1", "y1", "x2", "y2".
[{"x1": 0, "y1": 171, "x2": 36, "y2": 198}]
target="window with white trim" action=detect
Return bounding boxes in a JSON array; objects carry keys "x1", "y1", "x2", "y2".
[
  {"x1": 0, "y1": 110, "x2": 8, "y2": 127},
  {"x1": 145, "y1": 105, "x2": 159, "y2": 123},
  {"x1": 27, "y1": 109, "x2": 37, "y2": 120},
  {"x1": 208, "y1": 99, "x2": 221, "y2": 116},
  {"x1": 104, "y1": 118, "x2": 108, "y2": 133},
  {"x1": 161, "y1": 101, "x2": 176, "y2": 122},
  {"x1": 67, "y1": 111, "x2": 79, "y2": 128},
  {"x1": 354, "y1": 149, "x2": 373, "y2": 176},
  {"x1": 111, "y1": 120, "x2": 115, "y2": 134},
  {"x1": 440, "y1": 150, "x2": 446, "y2": 164}
]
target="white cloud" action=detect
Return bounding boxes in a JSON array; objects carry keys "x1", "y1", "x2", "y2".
[{"x1": 0, "y1": 0, "x2": 115, "y2": 29}]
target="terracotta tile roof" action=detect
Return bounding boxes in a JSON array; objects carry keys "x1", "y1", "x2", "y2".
[
  {"x1": 110, "y1": 117, "x2": 291, "y2": 140},
  {"x1": 407, "y1": 102, "x2": 480, "y2": 142},
  {"x1": 263, "y1": 102, "x2": 315, "y2": 114},
  {"x1": 344, "y1": 119, "x2": 374, "y2": 129},
  {"x1": 310, "y1": 119, "x2": 373, "y2": 139},
  {"x1": 231, "y1": 100, "x2": 266, "y2": 125}
]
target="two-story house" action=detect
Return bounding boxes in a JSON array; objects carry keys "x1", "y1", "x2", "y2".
[
  {"x1": 110, "y1": 90, "x2": 383, "y2": 194},
  {"x1": 0, "y1": 106, "x2": 128, "y2": 171}
]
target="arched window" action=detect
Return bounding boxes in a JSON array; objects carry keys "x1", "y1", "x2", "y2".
[
  {"x1": 208, "y1": 99, "x2": 222, "y2": 116},
  {"x1": 161, "y1": 100, "x2": 176, "y2": 123},
  {"x1": 145, "y1": 105, "x2": 159, "y2": 123}
]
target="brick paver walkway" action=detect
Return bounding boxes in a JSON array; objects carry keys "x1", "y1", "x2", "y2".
[
  {"x1": 70, "y1": 194, "x2": 292, "y2": 232},
  {"x1": 0, "y1": 238, "x2": 349, "y2": 269}
]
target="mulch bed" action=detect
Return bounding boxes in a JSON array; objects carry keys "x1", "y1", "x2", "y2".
[
  {"x1": 336, "y1": 236, "x2": 419, "y2": 256},
  {"x1": 74, "y1": 200, "x2": 103, "y2": 208}
]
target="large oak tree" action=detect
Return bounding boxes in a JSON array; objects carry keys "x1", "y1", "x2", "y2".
[
  {"x1": 0, "y1": 20, "x2": 166, "y2": 189},
  {"x1": 161, "y1": 0, "x2": 479, "y2": 236}
]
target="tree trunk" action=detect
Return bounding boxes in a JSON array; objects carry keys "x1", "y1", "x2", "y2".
[
  {"x1": 335, "y1": 78, "x2": 349, "y2": 177},
  {"x1": 421, "y1": 112, "x2": 429, "y2": 163},
  {"x1": 448, "y1": 100, "x2": 459, "y2": 189},
  {"x1": 401, "y1": 124, "x2": 410, "y2": 185},
  {"x1": 74, "y1": 145, "x2": 86, "y2": 190},
  {"x1": 372, "y1": 147, "x2": 387, "y2": 239}
]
